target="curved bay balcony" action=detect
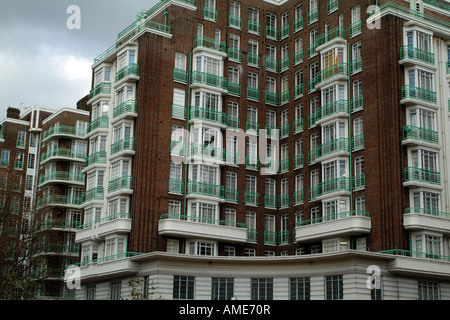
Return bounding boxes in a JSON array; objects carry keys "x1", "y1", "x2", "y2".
[
  {"x1": 309, "y1": 138, "x2": 349, "y2": 164},
  {"x1": 187, "y1": 181, "x2": 225, "y2": 202},
  {"x1": 108, "y1": 176, "x2": 133, "y2": 196},
  {"x1": 403, "y1": 167, "x2": 441, "y2": 188},
  {"x1": 399, "y1": 46, "x2": 435, "y2": 68},
  {"x1": 115, "y1": 63, "x2": 139, "y2": 84},
  {"x1": 401, "y1": 85, "x2": 437, "y2": 107},
  {"x1": 315, "y1": 100, "x2": 348, "y2": 125},
  {"x1": 88, "y1": 82, "x2": 111, "y2": 102},
  {"x1": 403, "y1": 208, "x2": 450, "y2": 234},
  {"x1": 189, "y1": 106, "x2": 227, "y2": 128},
  {"x1": 40, "y1": 148, "x2": 86, "y2": 165},
  {"x1": 38, "y1": 171, "x2": 84, "y2": 187},
  {"x1": 308, "y1": 177, "x2": 350, "y2": 201},
  {"x1": 86, "y1": 116, "x2": 109, "y2": 138},
  {"x1": 402, "y1": 125, "x2": 439, "y2": 147},
  {"x1": 36, "y1": 195, "x2": 83, "y2": 209},
  {"x1": 43, "y1": 125, "x2": 87, "y2": 142},
  {"x1": 189, "y1": 143, "x2": 225, "y2": 164},
  {"x1": 76, "y1": 213, "x2": 132, "y2": 243},
  {"x1": 113, "y1": 100, "x2": 137, "y2": 121},
  {"x1": 314, "y1": 63, "x2": 348, "y2": 89},
  {"x1": 191, "y1": 71, "x2": 228, "y2": 93},
  {"x1": 158, "y1": 214, "x2": 249, "y2": 244},
  {"x1": 110, "y1": 137, "x2": 135, "y2": 159},
  {"x1": 295, "y1": 210, "x2": 371, "y2": 243}
]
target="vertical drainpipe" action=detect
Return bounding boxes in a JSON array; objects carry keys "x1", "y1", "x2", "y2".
[
  {"x1": 347, "y1": 43, "x2": 354, "y2": 213},
  {"x1": 181, "y1": 53, "x2": 193, "y2": 255},
  {"x1": 164, "y1": 10, "x2": 168, "y2": 28}
]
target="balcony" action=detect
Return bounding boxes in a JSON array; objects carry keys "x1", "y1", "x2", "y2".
[
  {"x1": 352, "y1": 134, "x2": 365, "y2": 150},
  {"x1": 293, "y1": 17, "x2": 303, "y2": 32},
  {"x1": 229, "y1": 15, "x2": 242, "y2": 29},
  {"x1": 279, "y1": 56, "x2": 290, "y2": 71},
  {"x1": 159, "y1": 214, "x2": 249, "y2": 244},
  {"x1": 86, "y1": 116, "x2": 109, "y2": 136},
  {"x1": 309, "y1": 177, "x2": 350, "y2": 201},
  {"x1": 245, "y1": 155, "x2": 259, "y2": 170},
  {"x1": 43, "y1": 125, "x2": 87, "y2": 142},
  {"x1": 353, "y1": 174, "x2": 365, "y2": 190},
  {"x1": 399, "y1": 46, "x2": 435, "y2": 67},
  {"x1": 245, "y1": 191, "x2": 259, "y2": 206},
  {"x1": 110, "y1": 137, "x2": 135, "y2": 158},
  {"x1": 115, "y1": 63, "x2": 139, "y2": 84},
  {"x1": 187, "y1": 181, "x2": 225, "y2": 200},
  {"x1": 173, "y1": 68, "x2": 188, "y2": 83},
  {"x1": 194, "y1": 36, "x2": 226, "y2": 54},
  {"x1": 327, "y1": 0, "x2": 339, "y2": 13},
  {"x1": 315, "y1": 99, "x2": 348, "y2": 125},
  {"x1": 228, "y1": 48, "x2": 241, "y2": 62},
  {"x1": 41, "y1": 148, "x2": 86, "y2": 164},
  {"x1": 227, "y1": 116, "x2": 240, "y2": 130},
  {"x1": 168, "y1": 179, "x2": 183, "y2": 194},
  {"x1": 191, "y1": 71, "x2": 228, "y2": 92},
  {"x1": 83, "y1": 187, "x2": 105, "y2": 203},
  {"x1": 307, "y1": 8, "x2": 318, "y2": 24},
  {"x1": 350, "y1": 57, "x2": 363, "y2": 74},
  {"x1": 295, "y1": 210, "x2": 371, "y2": 243},
  {"x1": 16, "y1": 139, "x2": 26, "y2": 149},
  {"x1": 403, "y1": 167, "x2": 441, "y2": 187},
  {"x1": 402, "y1": 125, "x2": 439, "y2": 146},
  {"x1": 113, "y1": 100, "x2": 137, "y2": 120},
  {"x1": 314, "y1": 137, "x2": 349, "y2": 162},
  {"x1": 14, "y1": 161, "x2": 24, "y2": 170},
  {"x1": 401, "y1": 85, "x2": 437, "y2": 106},
  {"x1": 265, "y1": 57, "x2": 278, "y2": 72},
  {"x1": 189, "y1": 106, "x2": 227, "y2": 127},
  {"x1": 248, "y1": 21, "x2": 260, "y2": 35},
  {"x1": 247, "y1": 87, "x2": 260, "y2": 101},
  {"x1": 248, "y1": 53, "x2": 261, "y2": 67},
  {"x1": 265, "y1": 91, "x2": 279, "y2": 105},
  {"x1": 84, "y1": 151, "x2": 107, "y2": 170},
  {"x1": 76, "y1": 213, "x2": 132, "y2": 243},
  {"x1": 108, "y1": 176, "x2": 133, "y2": 195},
  {"x1": 189, "y1": 143, "x2": 225, "y2": 164},
  {"x1": 280, "y1": 25, "x2": 289, "y2": 39},
  {"x1": 172, "y1": 104, "x2": 186, "y2": 120},
  {"x1": 203, "y1": 6, "x2": 217, "y2": 21},
  {"x1": 350, "y1": 95, "x2": 364, "y2": 112},
  {"x1": 315, "y1": 26, "x2": 345, "y2": 51},
  {"x1": 293, "y1": 119, "x2": 303, "y2": 134},
  {"x1": 293, "y1": 154, "x2": 304, "y2": 169},
  {"x1": 38, "y1": 171, "x2": 84, "y2": 187},
  {"x1": 293, "y1": 190, "x2": 304, "y2": 205},
  {"x1": 264, "y1": 195, "x2": 277, "y2": 209},
  {"x1": 314, "y1": 63, "x2": 348, "y2": 89},
  {"x1": 36, "y1": 195, "x2": 83, "y2": 209},
  {"x1": 266, "y1": 26, "x2": 279, "y2": 40},
  {"x1": 224, "y1": 188, "x2": 239, "y2": 203},
  {"x1": 403, "y1": 208, "x2": 450, "y2": 234},
  {"x1": 294, "y1": 84, "x2": 304, "y2": 99},
  {"x1": 349, "y1": 20, "x2": 362, "y2": 37},
  {"x1": 35, "y1": 244, "x2": 79, "y2": 257},
  {"x1": 228, "y1": 82, "x2": 241, "y2": 96},
  {"x1": 89, "y1": 82, "x2": 111, "y2": 101}
]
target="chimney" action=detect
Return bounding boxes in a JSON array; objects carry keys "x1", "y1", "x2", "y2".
[{"x1": 7, "y1": 107, "x2": 20, "y2": 119}]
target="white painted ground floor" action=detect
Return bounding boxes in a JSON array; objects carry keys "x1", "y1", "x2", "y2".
[{"x1": 70, "y1": 250, "x2": 450, "y2": 300}]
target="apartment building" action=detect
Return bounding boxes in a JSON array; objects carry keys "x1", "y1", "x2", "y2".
[{"x1": 72, "y1": 0, "x2": 450, "y2": 300}]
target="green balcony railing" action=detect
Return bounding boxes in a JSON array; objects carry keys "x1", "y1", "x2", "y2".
[
  {"x1": 229, "y1": 15, "x2": 242, "y2": 29},
  {"x1": 87, "y1": 116, "x2": 109, "y2": 134},
  {"x1": 307, "y1": 8, "x2": 318, "y2": 24},
  {"x1": 83, "y1": 187, "x2": 105, "y2": 203},
  {"x1": 174, "y1": 68, "x2": 188, "y2": 83},
  {"x1": 352, "y1": 134, "x2": 365, "y2": 150},
  {"x1": 309, "y1": 177, "x2": 350, "y2": 200},
  {"x1": 279, "y1": 158, "x2": 289, "y2": 172},
  {"x1": 190, "y1": 106, "x2": 227, "y2": 125},
  {"x1": 225, "y1": 151, "x2": 239, "y2": 166},
  {"x1": 170, "y1": 141, "x2": 185, "y2": 157},
  {"x1": 169, "y1": 179, "x2": 183, "y2": 194},
  {"x1": 279, "y1": 57, "x2": 289, "y2": 71},
  {"x1": 265, "y1": 91, "x2": 279, "y2": 105},
  {"x1": 279, "y1": 124, "x2": 289, "y2": 138},
  {"x1": 187, "y1": 181, "x2": 225, "y2": 199},
  {"x1": 160, "y1": 213, "x2": 247, "y2": 229},
  {"x1": 224, "y1": 188, "x2": 239, "y2": 202},
  {"x1": 89, "y1": 82, "x2": 111, "y2": 100},
  {"x1": 307, "y1": 42, "x2": 318, "y2": 58},
  {"x1": 115, "y1": 63, "x2": 139, "y2": 82},
  {"x1": 315, "y1": 137, "x2": 349, "y2": 159},
  {"x1": 246, "y1": 155, "x2": 259, "y2": 170},
  {"x1": 353, "y1": 174, "x2": 366, "y2": 190},
  {"x1": 327, "y1": 0, "x2": 339, "y2": 12},
  {"x1": 248, "y1": 21, "x2": 261, "y2": 35},
  {"x1": 266, "y1": 26, "x2": 279, "y2": 40},
  {"x1": 77, "y1": 213, "x2": 131, "y2": 230},
  {"x1": 350, "y1": 57, "x2": 363, "y2": 73},
  {"x1": 293, "y1": 190, "x2": 304, "y2": 205},
  {"x1": 297, "y1": 210, "x2": 369, "y2": 226},
  {"x1": 14, "y1": 161, "x2": 24, "y2": 170},
  {"x1": 280, "y1": 25, "x2": 289, "y2": 39},
  {"x1": 401, "y1": 85, "x2": 437, "y2": 104},
  {"x1": 403, "y1": 125, "x2": 438, "y2": 144},
  {"x1": 315, "y1": 99, "x2": 348, "y2": 122},
  {"x1": 36, "y1": 195, "x2": 84, "y2": 208},
  {"x1": 349, "y1": 20, "x2": 362, "y2": 37},
  {"x1": 246, "y1": 120, "x2": 259, "y2": 133},
  {"x1": 41, "y1": 148, "x2": 86, "y2": 163},
  {"x1": 85, "y1": 151, "x2": 107, "y2": 168},
  {"x1": 172, "y1": 104, "x2": 186, "y2": 119},
  {"x1": 248, "y1": 229, "x2": 258, "y2": 242},
  {"x1": 191, "y1": 71, "x2": 228, "y2": 90},
  {"x1": 228, "y1": 82, "x2": 241, "y2": 96},
  {"x1": 228, "y1": 48, "x2": 242, "y2": 62},
  {"x1": 293, "y1": 17, "x2": 303, "y2": 32},
  {"x1": 350, "y1": 95, "x2": 364, "y2": 112},
  {"x1": 377, "y1": 249, "x2": 450, "y2": 262},
  {"x1": 404, "y1": 167, "x2": 441, "y2": 185},
  {"x1": 264, "y1": 194, "x2": 278, "y2": 209},
  {"x1": 227, "y1": 116, "x2": 240, "y2": 129},
  {"x1": 315, "y1": 63, "x2": 348, "y2": 86},
  {"x1": 248, "y1": 53, "x2": 261, "y2": 67},
  {"x1": 43, "y1": 125, "x2": 87, "y2": 140},
  {"x1": 113, "y1": 100, "x2": 137, "y2": 119},
  {"x1": 293, "y1": 84, "x2": 304, "y2": 99},
  {"x1": 245, "y1": 191, "x2": 259, "y2": 205},
  {"x1": 108, "y1": 176, "x2": 133, "y2": 193},
  {"x1": 400, "y1": 45, "x2": 435, "y2": 65},
  {"x1": 279, "y1": 194, "x2": 289, "y2": 208},
  {"x1": 264, "y1": 231, "x2": 277, "y2": 244},
  {"x1": 203, "y1": 6, "x2": 217, "y2": 21},
  {"x1": 190, "y1": 143, "x2": 225, "y2": 161},
  {"x1": 294, "y1": 50, "x2": 303, "y2": 65},
  {"x1": 16, "y1": 139, "x2": 26, "y2": 149},
  {"x1": 280, "y1": 90, "x2": 289, "y2": 104},
  {"x1": 111, "y1": 137, "x2": 135, "y2": 155},
  {"x1": 247, "y1": 87, "x2": 260, "y2": 101},
  {"x1": 265, "y1": 57, "x2": 278, "y2": 72},
  {"x1": 293, "y1": 119, "x2": 303, "y2": 134},
  {"x1": 39, "y1": 171, "x2": 84, "y2": 185},
  {"x1": 316, "y1": 26, "x2": 345, "y2": 48},
  {"x1": 405, "y1": 207, "x2": 450, "y2": 219},
  {"x1": 194, "y1": 36, "x2": 226, "y2": 53},
  {"x1": 293, "y1": 154, "x2": 304, "y2": 169}
]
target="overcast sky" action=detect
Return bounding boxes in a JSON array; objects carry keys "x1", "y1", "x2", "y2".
[{"x1": 0, "y1": 0, "x2": 159, "y2": 119}]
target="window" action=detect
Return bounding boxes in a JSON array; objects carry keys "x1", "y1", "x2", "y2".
[
  {"x1": 351, "y1": 5, "x2": 361, "y2": 25},
  {"x1": 25, "y1": 175, "x2": 33, "y2": 191},
  {"x1": 212, "y1": 278, "x2": 234, "y2": 300},
  {"x1": 414, "y1": 233, "x2": 442, "y2": 258},
  {"x1": 251, "y1": 278, "x2": 273, "y2": 300},
  {"x1": 105, "y1": 236, "x2": 125, "y2": 258},
  {"x1": 246, "y1": 175, "x2": 257, "y2": 197},
  {"x1": 413, "y1": 191, "x2": 440, "y2": 212},
  {"x1": 410, "y1": 149, "x2": 438, "y2": 172},
  {"x1": 418, "y1": 281, "x2": 440, "y2": 300},
  {"x1": 94, "y1": 66, "x2": 111, "y2": 86},
  {"x1": 108, "y1": 198, "x2": 128, "y2": 217},
  {"x1": 169, "y1": 162, "x2": 183, "y2": 193},
  {"x1": 246, "y1": 212, "x2": 257, "y2": 238},
  {"x1": 196, "y1": 56, "x2": 222, "y2": 75},
  {"x1": 230, "y1": 1, "x2": 241, "y2": 19},
  {"x1": 167, "y1": 239, "x2": 179, "y2": 253},
  {"x1": 85, "y1": 285, "x2": 96, "y2": 300},
  {"x1": 355, "y1": 196, "x2": 366, "y2": 212},
  {"x1": 248, "y1": 72, "x2": 258, "y2": 89},
  {"x1": 87, "y1": 171, "x2": 104, "y2": 190},
  {"x1": 188, "y1": 240, "x2": 216, "y2": 256},
  {"x1": 175, "y1": 52, "x2": 187, "y2": 71},
  {"x1": 109, "y1": 281, "x2": 122, "y2": 300},
  {"x1": 110, "y1": 159, "x2": 129, "y2": 181},
  {"x1": 409, "y1": 107, "x2": 436, "y2": 131},
  {"x1": 173, "y1": 276, "x2": 195, "y2": 300},
  {"x1": 190, "y1": 201, "x2": 217, "y2": 223},
  {"x1": 325, "y1": 275, "x2": 343, "y2": 300}
]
